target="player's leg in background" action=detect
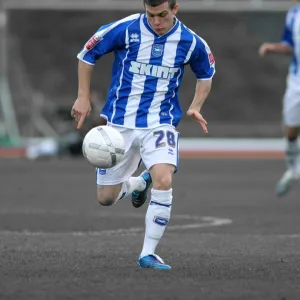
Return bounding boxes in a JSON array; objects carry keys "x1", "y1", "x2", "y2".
[
  {"x1": 277, "y1": 91, "x2": 300, "y2": 196},
  {"x1": 96, "y1": 127, "x2": 148, "y2": 206},
  {"x1": 276, "y1": 125, "x2": 300, "y2": 196},
  {"x1": 284, "y1": 126, "x2": 299, "y2": 172},
  {"x1": 137, "y1": 126, "x2": 179, "y2": 269}
]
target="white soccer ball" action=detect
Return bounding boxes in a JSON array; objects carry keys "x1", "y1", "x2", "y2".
[{"x1": 82, "y1": 126, "x2": 125, "y2": 168}]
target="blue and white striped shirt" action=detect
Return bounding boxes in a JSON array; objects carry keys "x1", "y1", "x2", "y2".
[
  {"x1": 78, "y1": 13, "x2": 215, "y2": 129},
  {"x1": 281, "y1": 4, "x2": 300, "y2": 87}
]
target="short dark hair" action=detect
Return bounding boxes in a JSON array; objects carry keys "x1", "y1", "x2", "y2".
[{"x1": 143, "y1": 0, "x2": 177, "y2": 10}]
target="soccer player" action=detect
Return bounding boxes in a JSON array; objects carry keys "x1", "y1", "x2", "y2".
[
  {"x1": 259, "y1": 1, "x2": 300, "y2": 197},
  {"x1": 71, "y1": 0, "x2": 215, "y2": 269}
]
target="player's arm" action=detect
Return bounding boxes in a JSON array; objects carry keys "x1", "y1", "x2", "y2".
[
  {"x1": 188, "y1": 37, "x2": 215, "y2": 134},
  {"x1": 258, "y1": 42, "x2": 293, "y2": 56},
  {"x1": 259, "y1": 9, "x2": 294, "y2": 57},
  {"x1": 71, "y1": 61, "x2": 94, "y2": 129},
  {"x1": 78, "y1": 61, "x2": 94, "y2": 100},
  {"x1": 72, "y1": 14, "x2": 140, "y2": 129},
  {"x1": 187, "y1": 79, "x2": 212, "y2": 134}
]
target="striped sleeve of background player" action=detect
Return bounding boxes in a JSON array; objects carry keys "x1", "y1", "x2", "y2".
[
  {"x1": 189, "y1": 35, "x2": 216, "y2": 80},
  {"x1": 281, "y1": 7, "x2": 297, "y2": 47},
  {"x1": 77, "y1": 13, "x2": 141, "y2": 65}
]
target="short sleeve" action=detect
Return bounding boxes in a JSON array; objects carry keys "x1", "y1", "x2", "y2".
[
  {"x1": 77, "y1": 14, "x2": 140, "y2": 65},
  {"x1": 281, "y1": 8, "x2": 296, "y2": 47},
  {"x1": 189, "y1": 37, "x2": 215, "y2": 80}
]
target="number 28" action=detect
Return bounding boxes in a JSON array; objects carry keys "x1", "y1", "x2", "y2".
[{"x1": 153, "y1": 130, "x2": 176, "y2": 148}]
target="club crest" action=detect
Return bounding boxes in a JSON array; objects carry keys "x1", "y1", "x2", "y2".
[{"x1": 152, "y1": 44, "x2": 164, "y2": 57}]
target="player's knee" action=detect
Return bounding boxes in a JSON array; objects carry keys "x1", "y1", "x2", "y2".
[
  {"x1": 153, "y1": 173, "x2": 172, "y2": 190},
  {"x1": 285, "y1": 127, "x2": 299, "y2": 140},
  {"x1": 151, "y1": 164, "x2": 175, "y2": 190},
  {"x1": 97, "y1": 188, "x2": 117, "y2": 206},
  {"x1": 98, "y1": 197, "x2": 115, "y2": 206},
  {"x1": 97, "y1": 194, "x2": 114, "y2": 206}
]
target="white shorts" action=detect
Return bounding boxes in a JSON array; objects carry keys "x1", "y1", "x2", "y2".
[
  {"x1": 96, "y1": 124, "x2": 179, "y2": 185},
  {"x1": 283, "y1": 85, "x2": 300, "y2": 127}
]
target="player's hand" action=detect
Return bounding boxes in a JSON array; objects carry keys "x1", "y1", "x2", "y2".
[
  {"x1": 258, "y1": 43, "x2": 275, "y2": 57},
  {"x1": 71, "y1": 97, "x2": 92, "y2": 129},
  {"x1": 187, "y1": 109, "x2": 208, "y2": 134}
]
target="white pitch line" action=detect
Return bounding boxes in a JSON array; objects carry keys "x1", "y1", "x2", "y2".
[
  {"x1": 0, "y1": 216, "x2": 232, "y2": 237},
  {"x1": 0, "y1": 210, "x2": 228, "y2": 221}
]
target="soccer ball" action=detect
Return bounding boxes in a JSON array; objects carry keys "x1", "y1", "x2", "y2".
[{"x1": 82, "y1": 126, "x2": 125, "y2": 168}]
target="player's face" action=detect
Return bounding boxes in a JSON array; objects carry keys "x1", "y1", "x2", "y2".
[{"x1": 145, "y1": 2, "x2": 179, "y2": 36}]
